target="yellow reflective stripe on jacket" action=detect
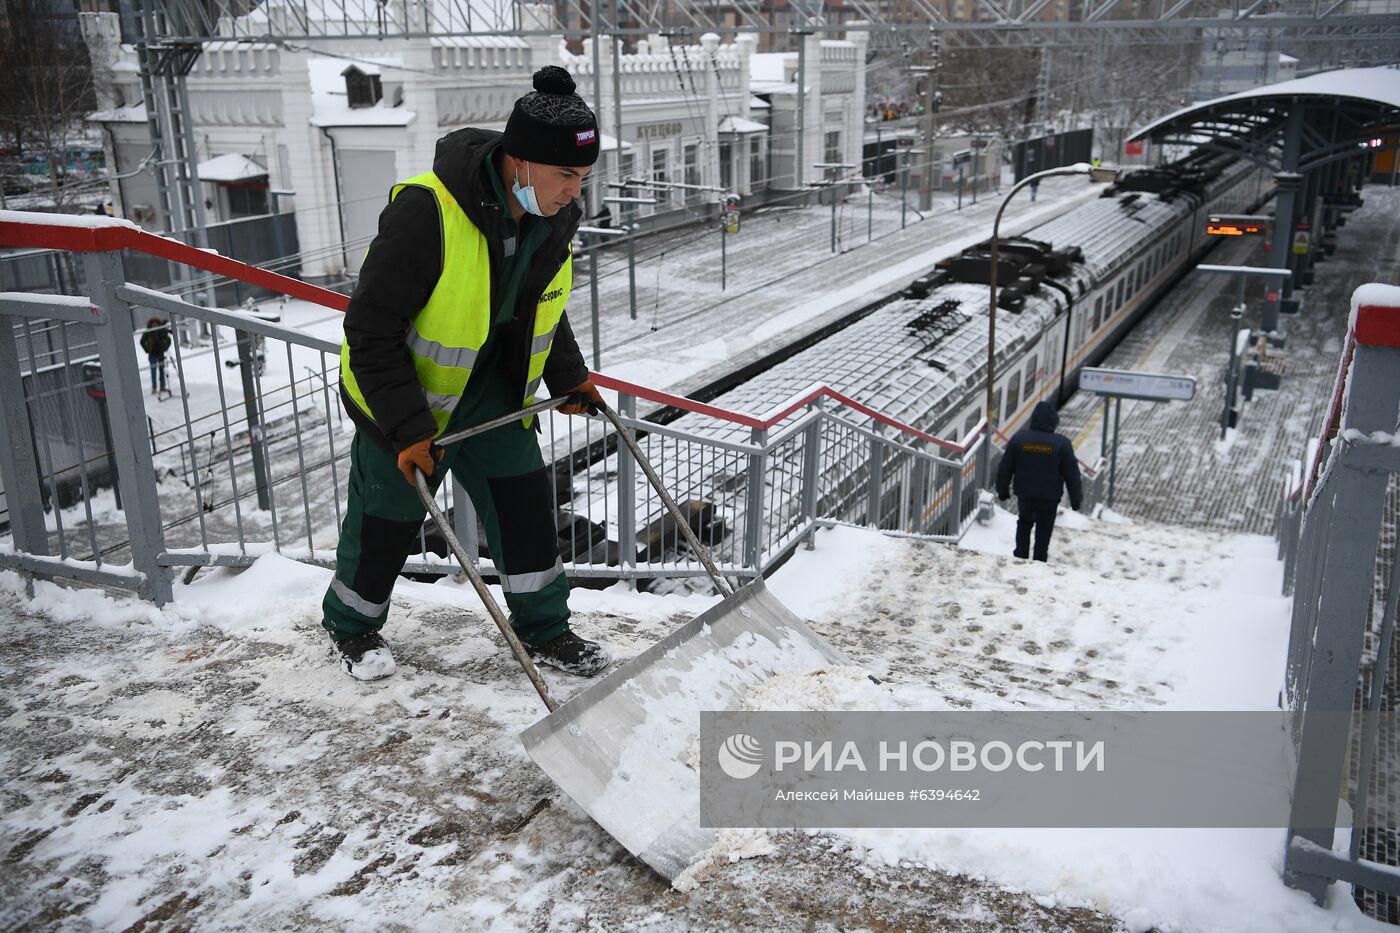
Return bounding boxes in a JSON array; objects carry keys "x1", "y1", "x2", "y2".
[{"x1": 341, "y1": 169, "x2": 573, "y2": 437}]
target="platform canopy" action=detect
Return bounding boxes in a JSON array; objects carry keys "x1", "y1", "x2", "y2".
[{"x1": 1130, "y1": 67, "x2": 1400, "y2": 174}]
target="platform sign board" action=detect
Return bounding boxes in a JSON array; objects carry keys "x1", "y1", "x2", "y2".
[
  {"x1": 1079, "y1": 367, "x2": 1196, "y2": 402},
  {"x1": 724, "y1": 194, "x2": 741, "y2": 234},
  {"x1": 1206, "y1": 214, "x2": 1269, "y2": 237}
]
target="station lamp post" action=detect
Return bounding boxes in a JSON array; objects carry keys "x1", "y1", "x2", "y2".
[{"x1": 986, "y1": 163, "x2": 1119, "y2": 441}]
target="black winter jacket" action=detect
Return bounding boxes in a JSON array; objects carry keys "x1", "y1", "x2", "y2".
[
  {"x1": 140, "y1": 327, "x2": 171, "y2": 357},
  {"x1": 340, "y1": 128, "x2": 589, "y2": 454},
  {"x1": 995, "y1": 401, "x2": 1084, "y2": 509}
]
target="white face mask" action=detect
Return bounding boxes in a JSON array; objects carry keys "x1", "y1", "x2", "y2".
[{"x1": 511, "y1": 160, "x2": 546, "y2": 216}]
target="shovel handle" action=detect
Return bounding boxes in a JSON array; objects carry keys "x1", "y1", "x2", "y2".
[
  {"x1": 434, "y1": 395, "x2": 572, "y2": 447},
  {"x1": 413, "y1": 469, "x2": 559, "y2": 713},
  {"x1": 599, "y1": 404, "x2": 737, "y2": 598}
]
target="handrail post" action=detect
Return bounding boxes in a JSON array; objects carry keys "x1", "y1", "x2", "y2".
[
  {"x1": 867, "y1": 422, "x2": 885, "y2": 529},
  {"x1": 81, "y1": 251, "x2": 173, "y2": 605},
  {"x1": 976, "y1": 430, "x2": 992, "y2": 490},
  {"x1": 950, "y1": 447, "x2": 964, "y2": 534},
  {"x1": 451, "y1": 476, "x2": 478, "y2": 569},
  {"x1": 910, "y1": 450, "x2": 927, "y2": 535},
  {"x1": 0, "y1": 317, "x2": 50, "y2": 584},
  {"x1": 1283, "y1": 324, "x2": 1400, "y2": 906},
  {"x1": 616, "y1": 392, "x2": 637, "y2": 588},
  {"x1": 743, "y1": 425, "x2": 767, "y2": 574},
  {"x1": 799, "y1": 398, "x2": 823, "y2": 550}
]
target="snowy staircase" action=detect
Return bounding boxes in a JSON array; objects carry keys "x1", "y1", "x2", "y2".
[{"x1": 762, "y1": 508, "x2": 1291, "y2": 713}]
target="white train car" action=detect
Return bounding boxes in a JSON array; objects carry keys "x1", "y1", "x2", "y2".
[{"x1": 685, "y1": 151, "x2": 1268, "y2": 449}]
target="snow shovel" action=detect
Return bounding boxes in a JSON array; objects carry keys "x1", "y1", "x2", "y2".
[{"x1": 414, "y1": 396, "x2": 848, "y2": 880}]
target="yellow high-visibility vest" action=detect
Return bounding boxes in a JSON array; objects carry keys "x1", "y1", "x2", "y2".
[{"x1": 341, "y1": 170, "x2": 572, "y2": 436}]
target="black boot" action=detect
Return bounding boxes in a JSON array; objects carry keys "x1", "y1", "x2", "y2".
[
  {"x1": 329, "y1": 631, "x2": 396, "y2": 681},
  {"x1": 528, "y1": 631, "x2": 611, "y2": 677}
]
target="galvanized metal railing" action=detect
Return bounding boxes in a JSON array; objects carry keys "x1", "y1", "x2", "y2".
[
  {"x1": 0, "y1": 211, "x2": 1009, "y2": 606},
  {"x1": 1275, "y1": 289, "x2": 1400, "y2": 912}
]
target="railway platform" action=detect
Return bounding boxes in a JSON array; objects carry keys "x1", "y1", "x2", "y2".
[{"x1": 1054, "y1": 183, "x2": 1400, "y2": 534}]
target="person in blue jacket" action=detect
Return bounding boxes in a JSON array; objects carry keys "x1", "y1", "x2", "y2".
[{"x1": 996, "y1": 401, "x2": 1083, "y2": 562}]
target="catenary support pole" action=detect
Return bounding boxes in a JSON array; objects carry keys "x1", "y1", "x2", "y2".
[
  {"x1": 1263, "y1": 106, "x2": 1303, "y2": 333},
  {"x1": 720, "y1": 217, "x2": 727, "y2": 290},
  {"x1": 794, "y1": 3, "x2": 806, "y2": 190}
]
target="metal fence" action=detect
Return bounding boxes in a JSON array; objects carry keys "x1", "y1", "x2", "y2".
[
  {"x1": 1, "y1": 213, "x2": 1052, "y2": 611},
  {"x1": 1012, "y1": 129, "x2": 1095, "y2": 184},
  {"x1": 1, "y1": 212, "x2": 300, "y2": 306},
  {"x1": 1274, "y1": 298, "x2": 1400, "y2": 916}
]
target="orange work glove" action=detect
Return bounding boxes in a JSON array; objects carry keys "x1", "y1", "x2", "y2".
[
  {"x1": 396, "y1": 438, "x2": 439, "y2": 487},
  {"x1": 558, "y1": 379, "x2": 604, "y2": 416}
]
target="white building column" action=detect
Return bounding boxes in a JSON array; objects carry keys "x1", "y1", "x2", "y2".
[
  {"x1": 520, "y1": 3, "x2": 558, "y2": 68},
  {"x1": 849, "y1": 28, "x2": 869, "y2": 180},
  {"x1": 736, "y1": 34, "x2": 757, "y2": 197},
  {"x1": 701, "y1": 33, "x2": 721, "y2": 205},
  {"x1": 400, "y1": 39, "x2": 439, "y2": 176},
  {"x1": 801, "y1": 32, "x2": 823, "y2": 189},
  {"x1": 278, "y1": 49, "x2": 344, "y2": 279}
]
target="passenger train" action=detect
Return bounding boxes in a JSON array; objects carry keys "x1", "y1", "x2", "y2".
[
  {"x1": 681, "y1": 149, "x2": 1269, "y2": 449},
  {"x1": 555, "y1": 151, "x2": 1271, "y2": 568},
  {"x1": 511, "y1": 151, "x2": 1274, "y2": 572}
]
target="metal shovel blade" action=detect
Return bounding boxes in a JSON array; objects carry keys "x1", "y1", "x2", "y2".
[{"x1": 519, "y1": 576, "x2": 849, "y2": 880}]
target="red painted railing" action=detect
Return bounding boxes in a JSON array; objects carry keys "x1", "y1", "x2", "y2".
[
  {"x1": 589, "y1": 372, "x2": 979, "y2": 453},
  {"x1": 1, "y1": 212, "x2": 978, "y2": 454},
  {"x1": 0, "y1": 214, "x2": 349, "y2": 311},
  {"x1": 1299, "y1": 297, "x2": 1400, "y2": 503}
]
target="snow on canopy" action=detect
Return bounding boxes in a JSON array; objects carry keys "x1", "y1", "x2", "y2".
[{"x1": 1132, "y1": 66, "x2": 1400, "y2": 142}]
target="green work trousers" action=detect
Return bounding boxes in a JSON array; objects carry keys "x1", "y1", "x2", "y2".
[{"x1": 321, "y1": 419, "x2": 570, "y2": 647}]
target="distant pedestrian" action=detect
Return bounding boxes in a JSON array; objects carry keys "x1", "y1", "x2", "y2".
[
  {"x1": 996, "y1": 401, "x2": 1083, "y2": 562},
  {"x1": 139, "y1": 317, "x2": 171, "y2": 396},
  {"x1": 1029, "y1": 179, "x2": 1040, "y2": 202}
]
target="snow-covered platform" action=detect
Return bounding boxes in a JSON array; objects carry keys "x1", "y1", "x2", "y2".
[
  {"x1": 1055, "y1": 184, "x2": 1400, "y2": 534},
  {"x1": 1, "y1": 517, "x2": 1383, "y2": 931}
]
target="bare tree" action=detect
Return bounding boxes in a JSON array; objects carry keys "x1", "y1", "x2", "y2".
[
  {"x1": 1084, "y1": 37, "x2": 1198, "y2": 161},
  {"x1": 0, "y1": 0, "x2": 97, "y2": 212},
  {"x1": 939, "y1": 46, "x2": 1040, "y2": 143}
]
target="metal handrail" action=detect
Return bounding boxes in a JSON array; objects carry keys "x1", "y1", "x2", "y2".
[{"x1": 0, "y1": 212, "x2": 982, "y2": 456}]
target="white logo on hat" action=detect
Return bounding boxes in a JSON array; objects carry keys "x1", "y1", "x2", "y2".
[{"x1": 575, "y1": 129, "x2": 597, "y2": 146}]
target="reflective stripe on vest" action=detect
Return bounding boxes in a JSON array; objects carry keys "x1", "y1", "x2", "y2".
[{"x1": 340, "y1": 170, "x2": 573, "y2": 437}]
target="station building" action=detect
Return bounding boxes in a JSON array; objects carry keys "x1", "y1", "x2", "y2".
[{"x1": 80, "y1": 2, "x2": 867, "y2": 279}]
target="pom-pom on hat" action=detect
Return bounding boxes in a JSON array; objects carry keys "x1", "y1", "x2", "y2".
[{"x1": 502, "y1": 66, "x2": 600, "y2": 168}]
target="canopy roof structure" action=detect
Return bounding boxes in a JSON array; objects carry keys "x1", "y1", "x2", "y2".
[
  {"x1": 1130, "y1": 67, "x2": 1400, "y2": 175},
  {"x1": 1130, "y1": 67, "x2": 1400, "y2": 335}
]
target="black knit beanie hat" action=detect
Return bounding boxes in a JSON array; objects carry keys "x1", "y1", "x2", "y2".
[{"x1": 502, "y1": 66, "x2": 600, "y2": 168}]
